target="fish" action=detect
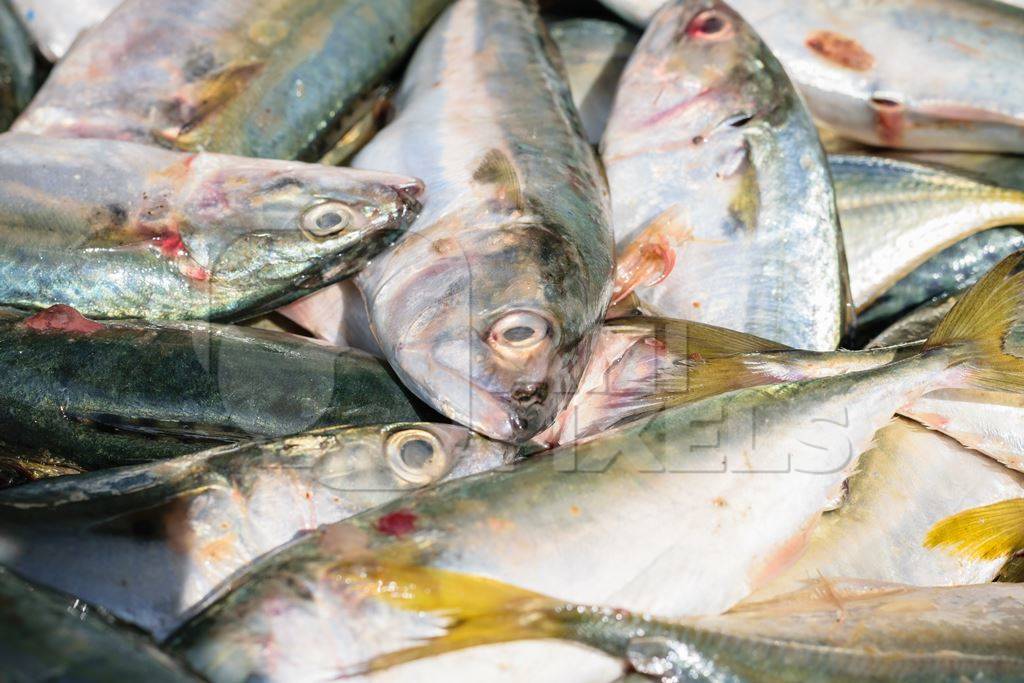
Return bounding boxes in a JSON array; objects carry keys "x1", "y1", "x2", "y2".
[
  {"x1": 0, "y1": 0, "x2": 37, "y2": 132},
  {"x1": 0, "y1": 133, "x2": 421, "y2": 321},
  {"x1": 13, "y1": 0, "x2": 451, "y2": 160},
  {"x1": 0, "y1": 306, "x2": 426, "y2": 472},
  {"x1": 8, "y1": 0, "x2": 121, "y2": 61},
  {"x1": 341, "y1": 0, "x2": 613, "y2": 442},
  {"x1": 0, "y1": 566, "x2": 201, "y2": 682},
  {"x1": 833, "y1": 155, "x2": 1024, "y2": 312},
  {"x1": 601, "y1": 0, "x2": 846, "y2": 351},
  {"x1": 856, "y1": 227, "x2": 1024, "y2": 342},
  {"x1": 547, "y1": 18, "x2": 639, "y2": 145},
  {"x1": 751, "y1": 418, "x2": 1024, "y2": 601},
  {"x1": 600, "y1": 0, "x2": 1024, "y2": 152},
  {"x1": 165, "y1": 250, "x2": 1024, "y2": 682},
  {"x1": 868, "y1": 297, "x2": 958, "y2": 349},
  {"x1": 0, "y1": 421, "x2": 517, "y2": 639}
]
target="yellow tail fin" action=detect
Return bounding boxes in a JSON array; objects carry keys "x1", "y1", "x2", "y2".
[
  {"x1": 924, "y1": 250, "x2": 1024, "y2": 393},
  {"x1": 924, "y1": 498, "x2": 1024, "y2": 561}
]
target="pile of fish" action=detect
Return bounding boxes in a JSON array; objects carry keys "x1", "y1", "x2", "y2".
[{"x1": 2, "y1": 0, "x2": 1024, "y2": 681}]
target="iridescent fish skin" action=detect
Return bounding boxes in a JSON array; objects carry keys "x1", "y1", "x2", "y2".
[
  {"x1": 0, "y1": 0, "x2": 36, "y2": 132},
  {"x1": 599, "y1": 0, "x2": 1024, "y2": 152},
  {"x1": 0, "y1": 133, "x2": 421, "y2": 320},
  {"x1": 602, "y1": 0, "x2": 845, "y2": 351},
  {"x1": 0, "y1": 309, "x2": 423, "y2": 471},
  {"x1": 9, "y1": 0, "x2": 121, "y2": 61},
  {"x1": 752, "y1": 418, "x2": 1024, "y2": 601},
  {"x1": 0, "y1": 422, "x2": 516, "y2": 639},
  {"x1": 165, "y1": 254, "x2": 1024, "y2": 682},
  {"x1": 548, "y1": 18, "x2": 639, "y2": 145},
  {"x1": 13, "y1": 0, "x2": 451, "y2": 160},
  {"x1": 0, "y1": 567, "x2": 200, "y2": 683},
  {"x1": 833, "y1": 155, "x2": 1024, "y2": 312},
  {"x1": 349, "y1": 0, "x2": 614, "y2": 442}
]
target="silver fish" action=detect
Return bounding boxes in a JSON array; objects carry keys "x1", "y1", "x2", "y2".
[{"x1": 602, "y1": 0, "x2": 845, "y2": 350}]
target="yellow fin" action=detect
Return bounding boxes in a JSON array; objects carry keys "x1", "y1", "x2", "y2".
[
  {"x1": 335, "y1": 561, "x2": 568, "y2": 675},
  {"x1": 924, "y1": 250, "x2": 1024, "y2": 393},
  {"x1": 171, "y1": 61, "x2": 265, "y2": 147},
  {"x1": 607, "y1": 316, "x2": 792, "y2": 357},
  {"x1": 473, "y1": 148, "x2": 525, "y2": 212},
  {"x1": 924, "y1": 498, "x2": 1024, "y2": 561}
]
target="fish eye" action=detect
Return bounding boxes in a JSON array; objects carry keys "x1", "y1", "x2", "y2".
[
  {"x1": 385, "y1": 428, "x2": 449, "y2": 486},
  {"x1": 686, "y1": 10, "x2": 732, "y2": 40},
  {"x1": 489, "y1": 310, "x2": 552, "y2": 350},
  {"x1": 301, "y1": 201, "x2": 363, "y2": 239}
]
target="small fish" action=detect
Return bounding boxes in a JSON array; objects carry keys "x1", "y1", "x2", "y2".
[
  {"x1": 0, "y1": 0, "x2": 37, "y2": 132},
  {"x1": 9, "y1": 0, "x2": 121, "y2": 61},
  {"x1": 167, "y1": 251, "x2": 1024, "y2": 682},
  {"x1": 13, "y1": 0, "x2": 451, "y2": 160},
  {"x1": 0, "y1": 422, "x2": 516, "y2": 638},
  {"x1": 751, "y1": 418, "x2": 1024, "y2": 601},
  {"x1": 600, "y1": 0, "x2": 1024, "y2": 152},
  {"x1": 0, "y1": 566, "x2": 200, "y2": 682},
  {"x1": 344, "y1": 0, "x2": 613, "y2": 442},
  {"x1": 833, "y1": 155, "x2": 1024, "y2": 312},
  {"x1": 548, "y1": 18, "x2": 639, "y2": 144},
  {"x1": 602, "y1": 0, "x2": 846, "y2": 350},
  {"x1": 0, "y1": 133, "x2": 421, "y2": 321},
  {"x1": 0, "y1": 307, "x2": 425, "y2": 472}
]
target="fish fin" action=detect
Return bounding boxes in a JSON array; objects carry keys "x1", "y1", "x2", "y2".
[
  {"x1": 612, "y1": 206, "x2": 690, "y2": 303},
  {"x1": 924, "y1": 250, "x2": 1024, "y2": 393},
  {"x1": 924, "y1": 498, "x2": 1024, "y2": 561},
  {"x1": 172, "y1": 61, "x2": 265, "y2": 145},
  {"x1": 64, "y1": 411, "x2": 250, "y2": 445},
  {"x1": 473, "y1": 148, "x2": 525, "y2": 213},
  {"x1": 335, "y1": 562, "x2": 572, "y2": 676},
  {"x1": 605, "y1": 292, "x2": 649, "y2": 320},
  {"x1": 606, "y1": 316, "x2": 792, "y2": 357}
]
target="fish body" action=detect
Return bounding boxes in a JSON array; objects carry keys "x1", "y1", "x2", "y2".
[
  {"x1": 0, "y1": 133, "x2": 421, "y2": 320},
  {"x1": 600, "y1": 0, "x2": 1024, "y2": 152},
  {"x1": 0, "y1": 566, "x2": 200, "y2": 682},
  {"x1": 602, "y1": 0, "x2": 845, "y2": 350},
  {"x1": 348, "y1": 0, "x2": 614, "y2": 442},
  {"x1": 0, "y1": 308, "x2": 423, "y2": 470},
  {"x1": 834, "y1": 155, "x2": 1024, "y2": 311},
  {"x1": 165, "y1": 252, "x2": 1024, "y2": 682},
  {"x1": 13, "y1": 0, "x2": 451, "y2": 160},
  {"x1": 868, "y1": 297, "x2": 957, "y2": 348},
  {"x1": 0, "y1": 422, "x2": 515, "y2": 638},
  {"x1": 9, "y1": 0, "x2": 120, "y2": 61},
  {"x1": 0, "y1": 0, "x2": 36, "y2": 131},
  {"x1": 548, "y1": 18, "x2": 639, "y2": 144},
  {"x1": 752, "y1": 418, "x2": 1024, "y2": 600}
]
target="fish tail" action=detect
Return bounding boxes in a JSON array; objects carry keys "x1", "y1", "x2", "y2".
[
  {"x1": 923, "y1": 250, "x2": 1024, "y2": 394},
  {"x1": 924, "y1": 498, "x2": 1024, "y2": 561},
  {"x1": 335, "y1": 562, "x2": 578, "y2": 677}
]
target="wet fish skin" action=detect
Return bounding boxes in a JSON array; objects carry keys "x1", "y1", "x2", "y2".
[
  {"x1": 0, "y1": 566, "x2": 200, "y2": 683},
  {"x1": 0, "y1": 308, "x2": 424, "y2": 471},
  {"x1": 349, "y1": 0, "x2": 614, "y2": 442},
  {"x1": 0, "y1": 133, "x2": 421, "y2": 321},
  {"x1": 833, "y1": 155, "x2": 1024, "y2": 312},
  {"x1": 548, "y1": 18, "x2": 639, "y2": 145},
  {"x1": 14, "y1": 0, "x2": 451, "y2": 160},
  {"x1": 0, "y1": 421, "x2": 516, "y2": 639},
  {"x1": 751, "y1": 418, "x2": 1024, "y2": 601},
  {"x1": 856, "y1": 227, "x2": 1024, "y2": 341},
  {"x1": 165, "y1": 253, "x2": 1024, "y2": 682},
  {"x1": 602, "y1": 0, "x2": 845, "y2": 351},
  {"x1": 868, "y1": 297, "x2": 958, "y2": 349},
  {"x1": 9, "y1": 0, "x2": 121, "y2": 61},
  {"x1": 0, "y1": 0, "x2": 36, "y2": 132}
]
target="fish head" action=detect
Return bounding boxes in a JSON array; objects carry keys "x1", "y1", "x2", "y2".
[
  {"x1": 175, "y1": 155, "x2": 423, "y2": 289},
  {"x1": 372, "y1": 220, "x2": 603, "y2": 443}
]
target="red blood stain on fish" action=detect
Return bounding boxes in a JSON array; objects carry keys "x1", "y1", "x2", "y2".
[
  {"x1": 870, "y1": 96, "x2": 905, "y2": 146},
  {"x1": 805, "y1": 31, "x2": 874, "y2": 71},
  {"x1": 149, "y1": 230, "x2": 210, "y2": 282},
  {"x1": 375, "y1": 509, "x2": 418, "y2": 537},
  {"x1": 22, "y1": 305, "x2": 105, "y2": 334}
]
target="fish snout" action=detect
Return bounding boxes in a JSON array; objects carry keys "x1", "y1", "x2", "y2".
[{"x1": 511, "y1": 382, "x2": 549, "y2": 407}]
